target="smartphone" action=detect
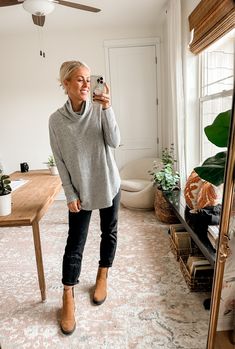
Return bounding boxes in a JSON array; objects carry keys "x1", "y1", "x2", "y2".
[{"x1": 90, "y1": 75, "x2": 105, "y2": 99}]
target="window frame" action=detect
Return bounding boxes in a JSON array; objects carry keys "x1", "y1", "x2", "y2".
[{"x1": 199, "y1": 36, "x2": 234, "y2": 162}]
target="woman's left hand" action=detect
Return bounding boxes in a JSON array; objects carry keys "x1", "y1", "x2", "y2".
[{"x1": 93, "y1": 82, "x2": 111, "y2": 110}]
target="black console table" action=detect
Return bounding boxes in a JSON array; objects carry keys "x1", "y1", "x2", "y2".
[{"x1": 163, "y1": 190, "x2": 216, "y2": 266}]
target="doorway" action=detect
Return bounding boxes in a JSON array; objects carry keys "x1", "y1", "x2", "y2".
[{"x1": 104, "y1": 38, "x2": 161, "y2": 169}]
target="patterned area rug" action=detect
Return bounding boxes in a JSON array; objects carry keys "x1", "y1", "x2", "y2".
[{"x1": 0, "y1": 201, "x2": 210, "y2": 349}]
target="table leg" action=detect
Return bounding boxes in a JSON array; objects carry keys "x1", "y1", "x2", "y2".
[{"x1": 32, "y1": 220, "x2": 46, "y2": 302}]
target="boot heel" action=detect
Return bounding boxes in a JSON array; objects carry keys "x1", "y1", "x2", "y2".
[
  {"x1": 93, "y1": 267, "x2": 108, "y2": 305},
  {"x1": 60, "y1": 286, "x2": 76, "y2": 335}
]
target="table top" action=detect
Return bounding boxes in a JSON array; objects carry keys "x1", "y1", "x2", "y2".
[
  {"x1": 0, "y1": 170, "x2": 62, "y2": 227},
  {"x1": 164, "y1": 190, "x2": 216, "y2": 265}
]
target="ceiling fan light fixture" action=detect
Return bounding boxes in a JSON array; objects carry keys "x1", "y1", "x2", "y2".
[{"x1": 23, "y1": 0, "x2": 55, "y2": 16}]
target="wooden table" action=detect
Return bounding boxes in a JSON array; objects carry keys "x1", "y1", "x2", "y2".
[{"x1": 0, "y1": 170, "x2": 62, "y2": 302}]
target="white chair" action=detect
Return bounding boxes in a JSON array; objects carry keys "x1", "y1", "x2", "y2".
[{"x1": 120, "y1": 157, "x2": 161, "y2": 210}]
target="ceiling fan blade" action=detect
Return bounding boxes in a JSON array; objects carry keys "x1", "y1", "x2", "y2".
[
  {"x1": 0, "y1": 0, "x2": 21, "y2": 7},
  {"x1": 32, "y1": 14, "x2": 45, "y2": 27},
  {"x1": 56, "y1": 0, "x2": 101, "y2": 13}
]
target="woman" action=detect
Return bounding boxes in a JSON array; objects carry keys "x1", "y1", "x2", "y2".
[{"x1": 49, "y1": 61, "x2": 121, "y2": 335}]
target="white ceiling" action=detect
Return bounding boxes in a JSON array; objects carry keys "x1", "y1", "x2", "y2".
[{"x1": 0, "y1": 0, "x2": 167, "y2": 35}]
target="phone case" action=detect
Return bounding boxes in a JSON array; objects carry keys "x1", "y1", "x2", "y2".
[{"x1": 90, "y1": 75, "x2": 105, "y2": 99}]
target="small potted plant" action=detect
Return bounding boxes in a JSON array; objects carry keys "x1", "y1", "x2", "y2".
[
  {"x1": 44, "y1": 155, "x2": 58, "y2": 175},
  {"x1": 0, "y1": 169, "x2": 12, "y2": 216},
  {"x1": 149, "y1": 144, "x2": 180, "y2": 223},
  {"x1": 151, "y1": 145, "x2": 180, "y2": 191}
]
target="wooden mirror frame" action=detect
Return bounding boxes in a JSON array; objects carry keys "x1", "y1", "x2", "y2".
[{"x1": 207, "y1": 84, "x2": 235, "y2": 348}]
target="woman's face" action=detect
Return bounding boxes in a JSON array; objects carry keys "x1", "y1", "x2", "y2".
[{"x1": 64, "y1": 66, "x2": 91, "y2": 102}]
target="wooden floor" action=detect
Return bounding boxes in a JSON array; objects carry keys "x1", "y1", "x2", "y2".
[{"x1": 215, "y1": 330, "x2": 234, "y2": 349}]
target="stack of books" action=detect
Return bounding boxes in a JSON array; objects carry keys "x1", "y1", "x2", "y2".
[
  {"x1": 207, "y1": 225, "x2": 219, "y2": 250},
  {"x1": 170, "y1": 224, "x2": 192, "y2": 254},
  {"x1": 186, "y1": 255, "x2": 214, "y2": 278},
  {"x1": 174, "y1": 232, "x2": 191, "y2": 251}
]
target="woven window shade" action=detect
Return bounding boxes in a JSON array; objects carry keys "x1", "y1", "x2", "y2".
[{"x1": 188, "y1": 0, "x2": 235, "y2": 54}]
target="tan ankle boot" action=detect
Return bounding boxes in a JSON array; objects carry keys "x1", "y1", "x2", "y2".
[
  {"x1": 60, "y1": 287, "x2": 76, "y2": 335},
  {"x1": 93, "y1": 267, "x2": 108, "y2": 305}
]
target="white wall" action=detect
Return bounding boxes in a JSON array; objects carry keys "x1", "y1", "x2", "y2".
[{"x1": 0, "y1": 24, "x2": 161, "y2": 174}]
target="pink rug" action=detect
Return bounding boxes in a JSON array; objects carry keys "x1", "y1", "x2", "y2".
[{"x1": 0, "y1": 201, "x2": 210, "y2": 348}]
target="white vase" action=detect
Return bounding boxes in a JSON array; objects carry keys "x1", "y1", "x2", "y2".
[
  {"x1": 49, "y1": 166, "x2": 58, "y2": 176},
  {"x1": 0, "y1": 193, "x2": 12, "y2": 216}
]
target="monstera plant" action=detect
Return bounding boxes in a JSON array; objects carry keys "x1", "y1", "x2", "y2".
[{"x1": 194, "y1": 109, "x2": 231, "y2": 186}]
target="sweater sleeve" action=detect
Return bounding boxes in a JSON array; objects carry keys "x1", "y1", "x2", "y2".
[
  {"x1": 101, "y1": 107, "x2": 120, "y2": 148},
  {"x1": 49, "y1": 121, "x2": 79, "y2": 204}
]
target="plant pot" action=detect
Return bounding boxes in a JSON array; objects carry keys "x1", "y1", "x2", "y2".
[
  {"x1": 0, "y1": 193, "x2": 12, "y2": 216},
  {"x1": 49, "y1": 166, "x2": 58, "y2": 176},
  {"x1": 154, "y1": 187, "x2": 179, "y2": 224}
]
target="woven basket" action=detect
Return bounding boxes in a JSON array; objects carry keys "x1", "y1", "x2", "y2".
[
  {"x1": 179, "y1": 256, "x2": 213, "y2": 292},
  {"x1": 169, "y1": 234, "x2": 200, "y2": 261},
  {"x1": 154, "y1": 188, "x2": 179, "y2": 224}
]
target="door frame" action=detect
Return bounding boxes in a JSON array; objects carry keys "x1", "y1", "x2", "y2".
[{"x1": 104, "y1": 37, "x2": 162, "y2": 158}]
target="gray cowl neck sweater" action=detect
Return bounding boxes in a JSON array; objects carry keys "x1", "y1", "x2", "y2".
[{"x1": 49, "y1": 99, "x2": 121, "y2": 210}]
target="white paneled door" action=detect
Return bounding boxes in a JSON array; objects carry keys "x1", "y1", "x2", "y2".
[{"x1": 105, "y1": 39, "x2": 160, "y2": 169}]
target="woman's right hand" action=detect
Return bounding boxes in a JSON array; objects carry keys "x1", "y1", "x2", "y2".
[{"x1": 68, "y1": 199, "x2": 81, "y2": 212}]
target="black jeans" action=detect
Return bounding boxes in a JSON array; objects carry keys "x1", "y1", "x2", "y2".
[{"x1": 62, "y1": 190, "x2": 120, "y2": 286}]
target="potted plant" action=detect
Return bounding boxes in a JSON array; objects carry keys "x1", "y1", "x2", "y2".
[
  {"x1": 44, "y1": 155, "x2": 58, "y2": 175},
  {"x1": 0, "y1": 169, "x2": 12, "y2": 216},
  {"x1": 194, "y1": 109, "x2": 231, "y2": 186},
  {"x1": 149, "y1": 144, "x2": 180, "y2": 223}
]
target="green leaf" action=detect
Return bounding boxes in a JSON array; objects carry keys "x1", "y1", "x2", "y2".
[
  {"x1": 1, "y1": 175, "x2": 10, "y2": 180},
  {"x1": 5, "y1": 185, "x2": 12, "y2": 192},
  {"x1": 204, "y1": 110, "x2": 231, "y2": 147},
  {"x1": 3, "y1": 179, "x2": 11, "y2": 185},
  {"x1": 194, "y1": 151, "x2": 227, "y2": 186}
]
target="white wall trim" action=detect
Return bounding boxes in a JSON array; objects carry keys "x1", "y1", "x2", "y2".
[{"x1": 103, "y1": 37, "x2": 160, "y2": 48}]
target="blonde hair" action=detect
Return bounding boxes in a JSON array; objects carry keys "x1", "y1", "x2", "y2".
[{"x1": 59, "y1": 60, "x2": 90, "y2": 94}]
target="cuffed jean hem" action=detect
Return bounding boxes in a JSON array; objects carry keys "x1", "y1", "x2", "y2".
[
  {"x1": 62, "y1": 279, "x2": 80, "y2": 287},
  {"x1": 98, "y1": 263, "x2": 113, "y2": 268}
]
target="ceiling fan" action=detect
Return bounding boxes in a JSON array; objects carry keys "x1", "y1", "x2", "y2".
[{"x1": 0, "y1": 0, "x2": 101, "y2": 27}]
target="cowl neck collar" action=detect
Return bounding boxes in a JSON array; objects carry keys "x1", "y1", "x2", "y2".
[{"x1": 58, "y1": 98, "x2": 91, "y2": 121}]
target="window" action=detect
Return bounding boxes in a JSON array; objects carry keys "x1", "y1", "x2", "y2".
[{"x1": 199, "y1": 29, "x2": 234, "y2": 162}]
